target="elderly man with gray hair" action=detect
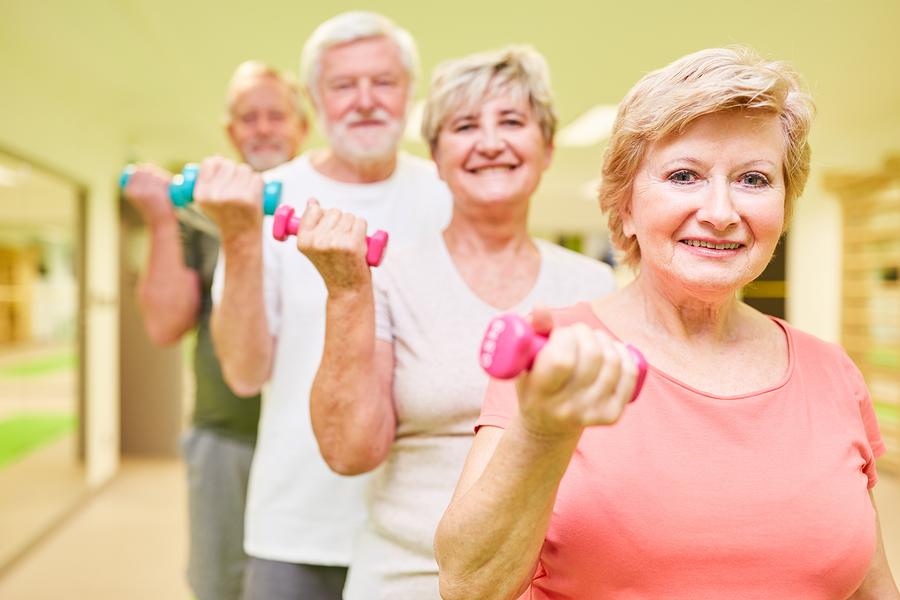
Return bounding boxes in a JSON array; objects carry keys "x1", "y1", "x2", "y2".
[
  {"x1": 121, "y1": 60, "x2": 305, "y2": 600},
  {"x1": 194, "y1": 11, "x2": 452, "y2": 600}
]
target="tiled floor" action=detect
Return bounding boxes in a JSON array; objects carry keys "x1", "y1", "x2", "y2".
[
  {"x1": 0, "y1": 457, "x2": 898, "y2": 599},
  {"x1": 0, "y1": 435, "x2": 86, "y2": 569},
  {"x1": 0, "y1": 457, "x2": 191, "y2": 600}
]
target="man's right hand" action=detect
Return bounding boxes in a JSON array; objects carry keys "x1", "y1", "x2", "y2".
[
  {"x1": 193, "y1": 155, "x2": 264, "y2": 241},
  {"x1": 122, "y1": 163, "x2": 176, "y2": 228}
]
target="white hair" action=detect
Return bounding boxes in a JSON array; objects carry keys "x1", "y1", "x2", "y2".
[
  {"x1": 421, "y1": 45, "x2": 557, "y2": 152},
  {"x1": 300, "y1": 11, "x2": 419, "y2": 106},
  {"x1": 223, "y1": 60, "x2": 305, "y2": 126}
]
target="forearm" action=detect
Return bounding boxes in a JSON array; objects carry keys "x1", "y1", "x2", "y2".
[
  {"x1": 435, "y1": 414, "x2": 582, "y2": 600},
  {"x1": 138, "y1": 217, "x2": 201, "y2": 345},
  {"x1": 310, "y1": 286, "x2": 395, "y2": 475},
  {"x1": 210, "y1": 228, "x2": 274, "y2": 397}
]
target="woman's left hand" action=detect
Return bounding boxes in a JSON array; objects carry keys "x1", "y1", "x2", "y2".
[
  {"x1": 295, "y1": 198, "x2": 372, "y2": 295},
  {"x1": 515, "y1": 303, "x2": 638, "y2": 440}
]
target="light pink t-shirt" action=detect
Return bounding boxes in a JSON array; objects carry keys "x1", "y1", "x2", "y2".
[{"x1": 478, "y1": 302, "x2": 885, "y2": 600}]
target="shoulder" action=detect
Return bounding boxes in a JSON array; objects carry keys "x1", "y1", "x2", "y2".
[
  {"x1": 534, "y1": 238, "x2": 617, "y2": 295},
  {"x1": 397, "y1": 151, "x2": 438, "y2": 175},
  {"x1": 379, "y1": 233, "x2": 440, "y2": 273},
  {"x1": 778, "y1": 319, "x2": 868, "y2": 393},
  {"x1": 372, "y1": 234, "x2": 441, "y2": 297},
  {"x1": 779, "y1": 319, "x2": 848, "y2": 362},
  {"x1": 262, "y1": 152, "x2": 311, "y2": 183},
  {"x1": 549, "y1": 302, "x2": 599, "y2": 328},
  {"x1": 397, "y1": 152, "x2": 449, "y2": 190},
  {"x1": 536, "y1": 239, "x2": 612, "y2": 272}
]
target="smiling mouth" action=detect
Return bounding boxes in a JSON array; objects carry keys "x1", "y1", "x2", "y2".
[
  {"x1": 470, "y1": 166, "x2": 516, "y2": 174},
  {"x1": 681, "y1": 239, "x2": 742, "y2": 250}
]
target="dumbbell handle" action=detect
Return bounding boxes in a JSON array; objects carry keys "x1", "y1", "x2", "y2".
[
  {"x1": 120, "y1": 163, "x2": 283, "y2": 215},
  {"x1": 479, "y1": 313, "x2": 648, "y2": 402},
  {"x1": 271, "y1": 205, "x2": 389, "y2": 268}
]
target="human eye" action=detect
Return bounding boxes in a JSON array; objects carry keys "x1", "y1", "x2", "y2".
[
  {"x1": 330, "y1": 79, "x2": 355, "y2": 91},
  {"x1": 741, "y1": 172, "x2": 770, "y2": 187},
  {"x1": 241, "y1": 113, "x2": 257, "y2": 124},
  {"x1": 375, "y1": 77, "x2": 397, "y2": 87},
  {"x1": 668, "y1": 169, "x2": 697, "y2": 184}
]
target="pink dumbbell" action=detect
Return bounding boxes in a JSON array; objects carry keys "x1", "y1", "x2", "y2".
[
  {"x1": 272, "y1": 205, "x2": 389, "y2": 267},
  {"x1": 479, "y1": 313, "x2": 648, "y2": 402}
]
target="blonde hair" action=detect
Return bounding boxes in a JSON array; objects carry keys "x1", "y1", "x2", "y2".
[
  {"x1": 599, "y1": 46, "x2": 815, "y2": 268},
  {"x1": 421, "y1": 45, "x2": 557, "y2": 153},
  {"x1": 300, "y1": 11, "x2": 419, "y2": 106},
  {"x1": 224, "y1": 60, "x2": 305, "y2": 125}
]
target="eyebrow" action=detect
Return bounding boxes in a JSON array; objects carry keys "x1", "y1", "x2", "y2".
[
  {"x1": 448, "y1": 108, "x2": 526, "y2": 126},
  {"x1": 659, "y1": 157, "x2": 779, "y2": 170}
]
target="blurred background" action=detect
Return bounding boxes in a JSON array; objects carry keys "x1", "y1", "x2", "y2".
[{"x1": 0, "y1": 0, "x2": 898, "y2": 597}]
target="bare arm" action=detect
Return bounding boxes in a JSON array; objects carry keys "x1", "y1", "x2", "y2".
[
  {"x1": 435, "y1": 307, "x2": 639, "y2": 600},
  {"x1": 194, "y1": 157, "x2": 274, "y2": 397},
  {"x1": 849, "y1": 491, "x2": 900, "y2": 599},
  {"x1": 302, "y1": 200, "x2": 397, "y2": 475},
  {"x1": 123, "y1": 164, "x2": 200, "y2": 346}
]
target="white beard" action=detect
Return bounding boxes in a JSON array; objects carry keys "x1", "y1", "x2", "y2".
[
  {"x1": 323, "y1": 107, "x2": 405, "y2": 165},
  {"x1": 242, "y1": 137, "x2": 291, "y2": 172}
]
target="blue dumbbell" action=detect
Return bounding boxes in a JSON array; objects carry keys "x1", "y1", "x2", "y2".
[{"x1": 120, "y1": 163, "x2": 283, "y2": 215}]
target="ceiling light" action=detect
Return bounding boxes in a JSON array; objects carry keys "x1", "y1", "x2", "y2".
[{"x1": 556, "y1": 104, "x2": 619, "y2": 148}]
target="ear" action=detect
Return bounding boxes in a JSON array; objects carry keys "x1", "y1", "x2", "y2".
[
  {"x1": 226, "y1": 122, "x2": 239, "y2": 150},
  {"x1": 304, "y1": 86, "x2": 321, "y2": 118},
  {"x1": 621, "y1": 193, "x2": 636, "y2": 239},
  {"x1": 542, "y1": 140, "x2": 555, "y2": 171},
  {"x1": 430, "y1": 145, "x2": 447, "y2": 183},
  {"x1": 297, "y1": 118, "x2": 309, "y2": 142}
]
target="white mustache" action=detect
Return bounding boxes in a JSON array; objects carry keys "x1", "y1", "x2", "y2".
[
  {"x1": 248, "y1": 136, "x2": 287, "y2": 151},
  {"x1": 341, "y1": 108, "x2": 394, "y2": 127}
]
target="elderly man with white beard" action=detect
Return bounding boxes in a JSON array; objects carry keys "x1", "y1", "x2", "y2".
[
  {"x1": 121, "y1": 60, "x2": 305, "y2": 600},
  {"x1": 194, "y1": 11, "x2": 452, "y2": 600}
]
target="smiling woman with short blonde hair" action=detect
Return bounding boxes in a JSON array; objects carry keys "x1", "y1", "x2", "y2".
[
  {"x1": 295, "y1": 45, "x2": 617, "y2": 599},
  {"x1": 434, "y1": 46, "x2": 897, "y2": 600}
]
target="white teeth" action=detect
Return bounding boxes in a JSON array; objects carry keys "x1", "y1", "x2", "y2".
[
  {"x1": 473, "y1": 166, "x2": 514, "y2": 174},
  {"x1": 683, "y1": 240, "x2": 740, "y2": 250}
]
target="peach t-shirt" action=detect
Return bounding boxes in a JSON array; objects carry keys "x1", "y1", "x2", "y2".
[{"x1": 478, "y1": 302, "x2": 885, "y2": 600}]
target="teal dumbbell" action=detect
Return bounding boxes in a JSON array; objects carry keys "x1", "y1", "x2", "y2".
[{"x1": 120, "y1": 163, "x2": 283, "y2": 215}]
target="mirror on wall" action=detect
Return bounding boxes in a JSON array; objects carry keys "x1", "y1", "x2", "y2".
[{"x1": 0, "y1": 148, "x2": 86, "y2": 570}]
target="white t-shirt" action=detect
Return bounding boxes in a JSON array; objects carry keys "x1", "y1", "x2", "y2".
[
  {"x1": 212, "y1": 150, "x2": 452, "y2": 565},
  {"x1": 343, "y1": 233, "x2": 617, "y2": 599}
]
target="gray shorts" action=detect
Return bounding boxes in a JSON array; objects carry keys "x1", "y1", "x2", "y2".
[
  {"x1": 180, "y1": 427, "x2": 255, "y2": 600},
  {"x1": 240, "y1": 557, "x2": 348, "y2": 600}
]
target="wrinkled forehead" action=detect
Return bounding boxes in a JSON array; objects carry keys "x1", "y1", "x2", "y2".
[
  {"x1": 319, "y1": 35, "x2": 406, "y2": 80},
  {"x1": 444, "y1": 77, "x2": 530, "y2": 124},
  {"x1": 231, "y1": 76, "x2": 294, "y2": 110}
]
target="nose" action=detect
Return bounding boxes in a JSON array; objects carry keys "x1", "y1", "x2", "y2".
[
  {"x1": 475, "y1": 121, "x2": 505, "y2": 157},
  {"x1": 356, "y1": 79, "x2": 375, "y2": 113},
  {"x1": 698, "y1": 177, "x2": 741, "y2": 230},
  {"x1": 256, "y1": 114, "x2": 274, "y2": 136}
]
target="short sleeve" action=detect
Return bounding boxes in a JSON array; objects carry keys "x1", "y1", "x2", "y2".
[
  {"x1": 180, "y1": 222, "x2": 199, "y2": 272},
  {"x1": 372, "y1": 268, "x2": 393, "y2": 343},
  {"x1": 475, "y1": 377, "x2": 519, "y2": 432},
  {"x1": 839, "y1": 349, "x2": 885, "y2": 489}
]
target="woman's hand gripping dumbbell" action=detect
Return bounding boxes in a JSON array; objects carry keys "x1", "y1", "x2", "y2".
[
  {"x1": 121, "y1": 162, "x2": 283, "y2": 215},
  {"x1": 272, "y1": 204, "x2": 388, "y2": 267},
  {"x1": 480, "y1": 312, "x2": 648, "y2": 402}
]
